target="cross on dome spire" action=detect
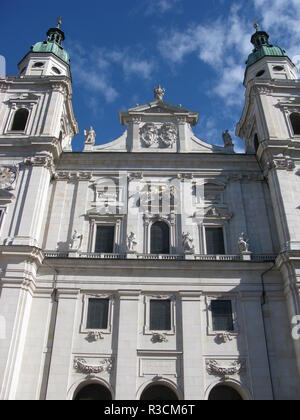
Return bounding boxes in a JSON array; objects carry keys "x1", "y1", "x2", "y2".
[
  {"x1": 254, "y1": 21, "x2": 259, "y2": 32},
  {"x1": 57, "y1": 17, "x2": 62, "y2": 29}
]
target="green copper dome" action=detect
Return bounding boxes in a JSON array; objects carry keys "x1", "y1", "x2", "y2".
[
  {"x1": 31, "y1": 23, "x2": 70, "y2": 65},
  {"x1": 246, "y1": 26, "x2": 287, "y2": 69}
]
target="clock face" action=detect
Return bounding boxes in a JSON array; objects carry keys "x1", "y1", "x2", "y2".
[{"x1": 0, "y1": 167, "x2": 17, "y2": 190}]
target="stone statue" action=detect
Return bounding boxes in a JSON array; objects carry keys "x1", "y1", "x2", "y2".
[
  {"x1": 127, "y1": 232, "x2": 137, "y2": 253},
  {"x1": 84, "y1": 126, "x2": 96, "y2": 145},
  {"x1": 154, "y1": 85, "x2": 166, "y2": 102},
  {"x1": 222, "y1": 129, "x2": 234, "y2": 147},
  {"x1": 70, "y1": 230, "x2": 83, "y2": 251},
  {"x1": 182, "y1": 232, "x2": 195, "y2": 254},
  {"x1": 238, "y1": 233, "x2": 250, "y2": 254}
]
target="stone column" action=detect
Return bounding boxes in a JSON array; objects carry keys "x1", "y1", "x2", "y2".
[
  {"x1": 46, "y1": 289, "x2": 79, "y2": 400},
  {"x1": 180, "y1": 292, "x2": 204, "y2": 400},
  {"x1": 0, "y1": 278, "x2": 34, "y2": 400},
  {"x1": 115, "y1": 291, "x2": 140, "y2": 400},
  {"x1": 13, "y1": 158, "x2": 52, "y2": 248},
  {"x1": 241, "y1": 293, "x2": 273, "y2": 400}
]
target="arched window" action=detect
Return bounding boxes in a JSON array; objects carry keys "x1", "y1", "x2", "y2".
[
  {"x1": 140, "y1": 384, "x2": 179, "y2": 401},
  {"x1": 74, "y1": 384, "x2": 112, "y2": 401},
  {"x1": 208, "y1": 385, "x2": 243, "y2": 401},
  {"x1": 150, "y1": 221, "x2": 170, "y2": 255},
  {"x1": 290, "y1": 113, "x2": 300, "y2": 135},
  {"x1": 11, "y1": 108, "x2": 29, "y2": 132}
]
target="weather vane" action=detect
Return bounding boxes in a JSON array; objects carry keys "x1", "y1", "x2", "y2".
[
  {"x1": 57, "y1": 17, "x2": 62, "y2": 29},
  {"x1": 254, "y1": 21, "x2": 259, "y2": 31}
]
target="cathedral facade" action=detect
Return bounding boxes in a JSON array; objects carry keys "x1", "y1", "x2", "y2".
[{"x1": 0, "y1": 22, "x2": 300, "y2": 400}]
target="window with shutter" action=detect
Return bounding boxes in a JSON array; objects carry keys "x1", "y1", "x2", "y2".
[
  {"x1": 211, "y1": 300, "x2": 234, "y2": 332},
  {"x1": 150, "y1": 221, "x2": 170, "y2": 255},
  {"x1": 205, "y1": 227, "x2": 225, "y2": 255},
  {"x1": 86, "y1": 298, "x2": 109, "y2": 330},
  {"x1": 150, "y1": 299, "x2": 171, "y2": 331},
  {"x1": 95, "y1": 225, "x2": 115, "y2": 253}
]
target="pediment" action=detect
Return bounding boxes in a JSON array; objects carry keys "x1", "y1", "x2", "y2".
[{"x1": 120, "y1": 100, "x2": 198, "y2": 126}]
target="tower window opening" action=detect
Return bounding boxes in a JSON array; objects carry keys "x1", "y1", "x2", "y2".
[
  {"x1": 273, "y1": 65, "x2": 284, "y2": 71},
  {"x1": 11, "y1": 108, "x2": 29, "y2": 132},
  {"x1": 256, "y1": 70, "x2": 265, "y2": 78},
  {"x1": 52, "y1": 67, "x2": 61, "y2": 75},
  {"x1": 33, "y1": 62, "x2": 44, "y2": 68},
  {"x1": 290, "y1": 113, "x2": 300, "y2": 135}
]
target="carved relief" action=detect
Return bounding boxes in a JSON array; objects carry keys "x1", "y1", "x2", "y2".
[
  {"x1": 140, "y1": 123, "x2": 178, "y2": 148},
  {"x1": 159, "y1": 123, "x2": 178, "y2": 147},
  {"x1": 267, "y1": 157, "x2": 295, "y2": 171},
  {"x1": 74, "y1": 358, "x2": 113, "y2": 375},
  {"x1": 151, "y1": 333, "x2": 168, "y2": 343},
  {"x1": 87, "y1": 331, "x2": 104, "y2": 342},
  {"x1": 215, "y1": 333, "x2": 235, "y2": 344},
  {"x1": 206, "y1": 359, "x2": 245, "y2": 377},
  {"x1": 140, "y1": 123, "x2": 159, "y2": 147},
  {"x1": 24, "y1": 156, "x2": 54, "y2": 173},
  {"x1": 0, "y1": 166, "x2": 18, "y2": 190}
]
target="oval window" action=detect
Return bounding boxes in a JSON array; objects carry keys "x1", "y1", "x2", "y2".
[
  {"x1": 256, "y1": 70, "x2": 265, "y2": 78},
  {"x1": 273, "y1": 66, "x2": 284, "y2": 71},
  {"x1": 52, "y1": 67, "x2": 61, "y2": 75},
  {"x1": 33, "y1": 62, "x2": 44, "y2": 68}
]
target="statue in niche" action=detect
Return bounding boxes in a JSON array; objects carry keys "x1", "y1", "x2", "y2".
[
  {"x1": 127, "y1": 232, "x2": 138, "y2": 253},
  {"x1": 222, "y1": 129, "x2": 234, "y2": 147},
  {"x1": 182, "y1": 232, "x2": 195, "y2": 254},
  {"x1": 238, "y1": 232, "x2": 250, "y2": 254},
  {"x1": 84, "y1": 126, "x2": 96, "y2": 145},
  {"x1": 70, "y1": 230, "x2": 83, "y2": 251}
]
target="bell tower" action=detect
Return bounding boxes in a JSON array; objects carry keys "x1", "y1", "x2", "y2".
[
  {"x1": 18, "y1": 18, "x2": 71, "y2": 78},
  {"x1": 236, "y1": 23, "x2": 300, "y2": 376},
  {"x1": 244, "y1": 22, "x2": 297, "y2": 86}
]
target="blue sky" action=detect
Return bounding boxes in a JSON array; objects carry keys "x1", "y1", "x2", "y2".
[{"x1": 1, "y1": 0, "x2": 300, "y2": 152}]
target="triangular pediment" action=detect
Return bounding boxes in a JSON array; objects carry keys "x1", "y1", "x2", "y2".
[
  {"x1": 129, "y1": 101, "x2": 190, "y2": 114},
  {"x1": 120, "y1": 100, "x2": 198, "y2": 126}
]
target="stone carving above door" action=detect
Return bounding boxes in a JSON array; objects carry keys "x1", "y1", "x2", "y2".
[{"x1": 140, "y1": 123, "x2": 178, "y2": 148}]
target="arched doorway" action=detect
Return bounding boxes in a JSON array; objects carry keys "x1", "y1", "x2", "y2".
[
  {"x1": 140, "y1": 384, "x2": 179, "y2": 401},
  {"x1": 74, "y1": 383, "x2": 113, "y2": 401},
  {"x1": 208, "y1": 385, "x2": 243, "y2": 401}
]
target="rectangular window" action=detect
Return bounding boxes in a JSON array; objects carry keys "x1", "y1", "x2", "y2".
[
  {"x1": 150, "y1": 299, "x2": 171, "y2": 331},
  {"x1": 86, "y1": 298, "x2": 109, "y2": 330},
  {"x1": 211, "y1": 300, "x2": 234, "y2": 332},
  {"x1": 206, "y1": 227, "x2": 225, "y2": 255},
  {"x1": 95, "y1": 225, "x2": 115, "y2": 253}
]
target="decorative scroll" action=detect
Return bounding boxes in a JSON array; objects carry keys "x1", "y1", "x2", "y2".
[
  {"x1": 206, "y1": 359, "x2": 245, "y2": 377},
  {"x1": 74, "y1": 358, "x2": 113, "y2": 375}
]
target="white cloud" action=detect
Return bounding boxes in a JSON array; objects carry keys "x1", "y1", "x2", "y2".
[
  {"x1": 158, "y1": 4, "x2": 250, "y2": 105},
  {"x1": 145, "y1": 0, "x2": 182, "y2": 15},
  {"x1": 254, "y1": 0, "x2": 300, "y2": 59},
  {"x1": 70, "y1": 44, "x2": 155, "y2": 103}
]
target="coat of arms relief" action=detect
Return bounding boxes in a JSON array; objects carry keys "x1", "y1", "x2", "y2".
[
  {"x1": 0, "y1": 166, "x2": 18, "y2": 191},
  {"x1": 140, "y1": 123, "x2": 178, "y2": 148}
]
